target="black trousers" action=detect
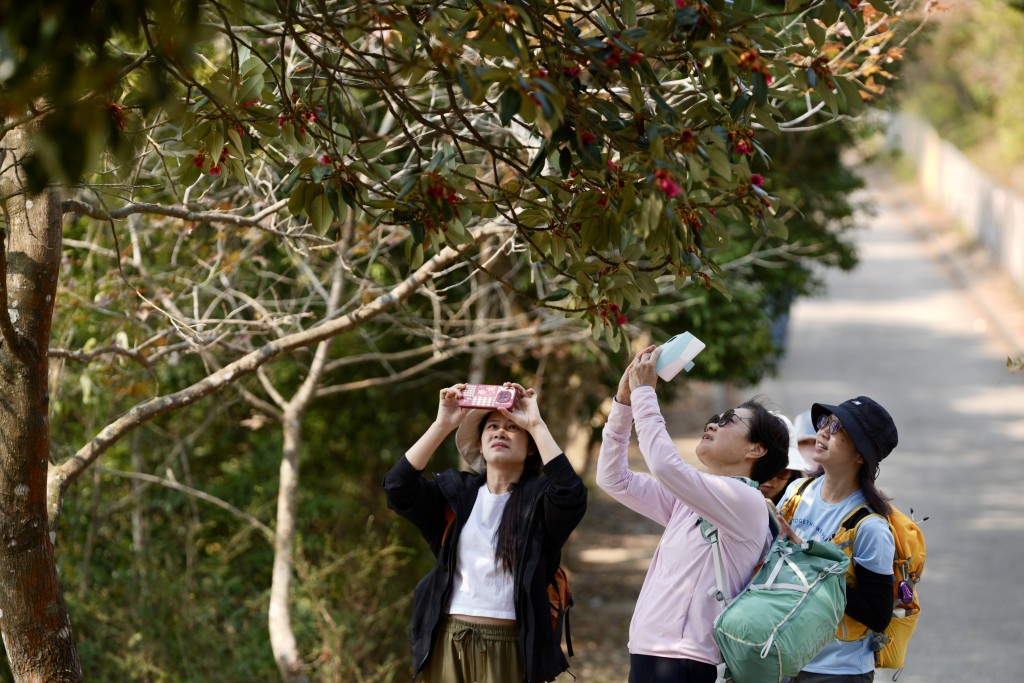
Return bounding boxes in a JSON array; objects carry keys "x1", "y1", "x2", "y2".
[{"x1": 628, "y1": 654, "x2": 717, "y2": 683}]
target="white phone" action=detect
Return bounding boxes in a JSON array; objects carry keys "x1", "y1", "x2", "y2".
[{"x1": 655, "y1": 332, "x2": 706, "y2": 381}]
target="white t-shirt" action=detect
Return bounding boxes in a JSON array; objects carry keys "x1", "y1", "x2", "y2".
[{"x1": 447, "y1": 488, "x2": 516, "y2": 620}]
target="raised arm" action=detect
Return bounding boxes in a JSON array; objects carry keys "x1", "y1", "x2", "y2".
[
  {"x1": 499, "y1": 384, "x2": 563, "y2": 464},
  {"x1": 404, "y1": 384, "x2": 472, "y2": 470}
]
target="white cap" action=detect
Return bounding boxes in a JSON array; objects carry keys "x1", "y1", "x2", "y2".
[
  {"x1": 792, "y1": 409, "x2": 817, "y2": 444},
  {"x1": 772, "y1": 412, "x2": 810, "y2": 473}
]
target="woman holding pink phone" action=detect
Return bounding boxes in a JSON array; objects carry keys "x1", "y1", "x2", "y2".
[{"x1": 383, "y1": 382, "x2": 587, "y2": 683}]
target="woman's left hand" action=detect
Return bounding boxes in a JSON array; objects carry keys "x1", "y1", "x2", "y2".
[{"x1": 503, "y1": 383, "x2": 542, "y2": 432}]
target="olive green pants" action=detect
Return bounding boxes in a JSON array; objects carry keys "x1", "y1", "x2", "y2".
[{"x1": 421, "y1": 617, "x2": 524, "y2": 683}]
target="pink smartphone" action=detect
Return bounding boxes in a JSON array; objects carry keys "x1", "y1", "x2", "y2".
[{"x1": 457, "y1": 384, "x2": 517, "y2": 410}]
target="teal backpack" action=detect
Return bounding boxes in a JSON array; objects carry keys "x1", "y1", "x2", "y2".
[{"x1": 703, "y1": 498, "x2": 850, "y2": 683}]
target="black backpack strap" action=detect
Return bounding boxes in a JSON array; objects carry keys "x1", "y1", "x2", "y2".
[
  {"x1": 564, "y1": 599, "x2": 573, "y2": 657},
  {"x1": 841, "y1": 505, "x2": 873, "y2": 532}
]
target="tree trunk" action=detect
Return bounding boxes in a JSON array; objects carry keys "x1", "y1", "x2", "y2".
[
  {"x1": 0, "y1": 124, "x2": 82, "y2": 680},
  {"x1": 268, "y1": 410, "x2": 310, "y2": 683}
]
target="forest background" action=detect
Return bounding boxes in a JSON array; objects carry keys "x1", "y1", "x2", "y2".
[{"x1": 0, "y1": 1, "x2": 1017, "y2": 681}]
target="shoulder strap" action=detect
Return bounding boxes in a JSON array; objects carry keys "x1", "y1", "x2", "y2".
[
  {"x1": 840, "y1": 505, "x2": 874, "y2": 532},
  {"x1": 779, "y1": 476, "x2": 815, "y2": 522},
  {"x1": 441, "y1": 504, "x2": 456, "y2": 546}
]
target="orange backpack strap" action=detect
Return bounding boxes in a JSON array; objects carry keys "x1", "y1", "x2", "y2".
[
  {"x1": 779, "y1": 477, "x2": 815, "y2": 522},
  {"x1": 441, "y1": 504, "x2": 456, "y2": 546}
]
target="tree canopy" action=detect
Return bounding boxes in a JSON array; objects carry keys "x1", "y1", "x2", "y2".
[{"x1": 0, "y1": 1, "x2": 931, "y2": 680}]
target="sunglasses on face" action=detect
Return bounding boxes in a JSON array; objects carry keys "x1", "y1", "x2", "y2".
[
  {"x1": 816, "y1": 414, "x2": 844, "y2": 434},
  {"x1": 707, "y1": 408, "x2": 751, "y2": 429}
]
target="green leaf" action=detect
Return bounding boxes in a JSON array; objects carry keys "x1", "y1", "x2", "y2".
[
  {"x1": 806, "y1": 18, "x2": 826, "y2": 49},
  {"x1": 752, "y1": 71, "x2": 769, "y2": 106},
  {"x1": 238, "y1": 73, "x2": 264, "y2": 104},
  {"x1": 288, "y1": 182, "x2": 309, "y2": 217},
  {"x1": 308, "y1": 189, "x2": 334, "y2": 235},
  {"x1": 836, "y1": 77, "x2": 864, "y2": 116},
  {"x1": 527, "y1": 142, "x2": 548, "y2": 179},
  {"x1": 361, "y1": 139, "x2": 387, "y2": 160},
  {"x1": 226, "y1": 127, "x2": 246, "y2": 160},
  {"x1": 818, "y1": 80, "x2": 839, "y2": 115},
  {"x1": 499, "y1": 88, "x2": 522, "y2": 126},
  {"x1": 622, "y1": 0, "x2": 636, "y2": 26},
  {"x1": 867, "y1": 0, "x2": 895, "y2": 15},
  {"x1": 541, "y1": 287, "x2": 570, "y2": 302},
  {"x1": 558, "y1": 146, "x2": 572, "y2": 178},
  {"x1": 708, "y1": 146, "x2": 731, "y2": 180}
]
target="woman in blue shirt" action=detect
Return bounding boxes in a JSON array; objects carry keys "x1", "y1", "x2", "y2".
[{"x1": 778, "y1": 396, "x2": 899, "y2": 683}]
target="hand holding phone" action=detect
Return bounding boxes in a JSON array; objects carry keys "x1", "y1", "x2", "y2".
[
  {"x1": 655, "y1": 332, "x2": 706, "y2": 381},
  {"x1": 457, "y1": 384, "x2": 518, "y2": 410}
]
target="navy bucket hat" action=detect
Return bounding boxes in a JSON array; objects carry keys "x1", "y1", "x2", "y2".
[{"x1": 811, "y1": 396, "x2": 898, "y2": 479}]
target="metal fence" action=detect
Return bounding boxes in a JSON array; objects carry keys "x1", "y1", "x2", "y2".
[{"x1": 886, "y1": 111, "x2": 1024, "y2": 294}]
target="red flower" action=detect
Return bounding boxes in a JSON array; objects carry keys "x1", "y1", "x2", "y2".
[
  {"x1": 581, "y1": 130, "x2": 597, "y2": 145},
  {"x1": 209, "y1": 165, "x2": 222, "y2": 175},
  {"x1": 616, "y1": 314, "x2": 628, "y2": 326},
  {"x1": 604, "y1": 43, "x2": 621, "y2": 67},
  {"x1": 564, "y1": 66, "x2": 582, "y2": 78},
  {"x1": 655, "y1": 169, "x2": 683, "y2": 199},
  {"x1": 628, "y1": 51, "x2": 643, "y2": 65},
  {"x1": 108, "y1": 103, "x2": 127, "y2": 132},
  {"x1": 321, "y1": 154, "x2": 332, "y2": 165},
  {"x1": 734, "y1": 139, "x2": 754, "y2": 156},
  {"x1": 751, "y1": 173, "x2": 765, "y2": 187},
  {"x1": 675, "y1": 0, "x2": 688, "y2": 7}
]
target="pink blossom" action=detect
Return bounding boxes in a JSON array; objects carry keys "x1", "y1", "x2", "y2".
[{"x1": 751, "y1": 173, "x2": 765, "y2": 187}]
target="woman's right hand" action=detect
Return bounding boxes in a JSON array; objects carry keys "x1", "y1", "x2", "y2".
[{"x1": 436, "y1": 384, "x2": 469, "y2": 432}]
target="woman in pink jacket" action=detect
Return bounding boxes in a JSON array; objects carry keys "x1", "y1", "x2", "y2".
[{"x1": 597, "y1": 345, "x2": 789, "y2": 683}]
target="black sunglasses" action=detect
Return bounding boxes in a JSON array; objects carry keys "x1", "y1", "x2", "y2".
[
  {"x1": 816, "y1": 414, "x2": 844, "y2": 434},
  {"x1": 707, "y1": 408, "x2": 751, "y2": 429}
]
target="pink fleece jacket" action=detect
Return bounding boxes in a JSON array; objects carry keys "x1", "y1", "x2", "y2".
[{"x1": 596, "y1": 386, "x2": 771, "y2": 665}]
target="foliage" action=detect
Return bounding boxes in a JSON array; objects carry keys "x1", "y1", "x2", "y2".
[{"x1": 897, "y1": 0, "x2": 1024, "y2": 192}]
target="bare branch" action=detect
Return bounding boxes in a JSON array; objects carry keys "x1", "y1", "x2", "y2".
[
  {"x1": 50, "y1": 235, "x2": 484, "y2": 501},
  {"x1": 96, "y1": 466, "x2": 273, "y2": 542},
  {"x1": 49, "y1": 345, "x2": 152, "y2": 368}
]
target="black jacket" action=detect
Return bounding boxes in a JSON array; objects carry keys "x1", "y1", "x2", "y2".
[{"x1": 383, "y1": 453, "x2": 587, "y2": 682}]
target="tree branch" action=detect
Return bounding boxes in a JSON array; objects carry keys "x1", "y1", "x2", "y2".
[
  {"x1": 60, "y1": 198, "x2": 312, "y2": 240},
  {"x1": 49, "y1": 234, "x2": 489, "y2": 507},
  {"x1": 96, "y1": 466, "x2": 273, "y2": 542}
]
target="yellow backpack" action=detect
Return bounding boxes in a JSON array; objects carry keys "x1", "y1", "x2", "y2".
[{"x1": 780, "y1": 478, "x2": 926, "y2": 673}]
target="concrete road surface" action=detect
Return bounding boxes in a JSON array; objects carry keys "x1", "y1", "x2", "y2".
[{"x1": 753, "y1": 165, "x2": 1024, "y2": 683}]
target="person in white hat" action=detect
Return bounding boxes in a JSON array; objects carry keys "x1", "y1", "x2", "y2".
[
  {"x1": 757, "y1": 412, "x2": 812, "y2": 504},
  {"x1": 382, "y1": 382, "x2": 587, "y2": 683}
]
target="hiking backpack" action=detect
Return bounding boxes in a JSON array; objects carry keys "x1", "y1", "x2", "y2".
[
  {"x1": 779, "y1": 478, "x2": 926, "y2": 674},
  {"x1": 442, "y1": 504, "x2": 575, "y2": 656},
  {"x1": 704, "y1": 502, "x2": 850, "y2": 683}
]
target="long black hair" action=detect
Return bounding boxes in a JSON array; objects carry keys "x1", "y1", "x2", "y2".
[
  {"x1": 474, "y1": 412, "x2": 543, "y2": 574},
  {"x1": 805, "y1": 467, "x2": 892, "y2": 516}
]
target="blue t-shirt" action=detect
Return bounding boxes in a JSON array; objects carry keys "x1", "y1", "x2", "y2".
[{"x1": 777, "y1": 477, "x2": 894, "y2": 675}]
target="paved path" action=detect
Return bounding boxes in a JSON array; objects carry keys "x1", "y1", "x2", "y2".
[
  {"x1": 567, "y1": 164, "x2": 1024, "y2": 682},
  {"x1": 754, "y1": 164, "x2": 1024, "y2": 683}
]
